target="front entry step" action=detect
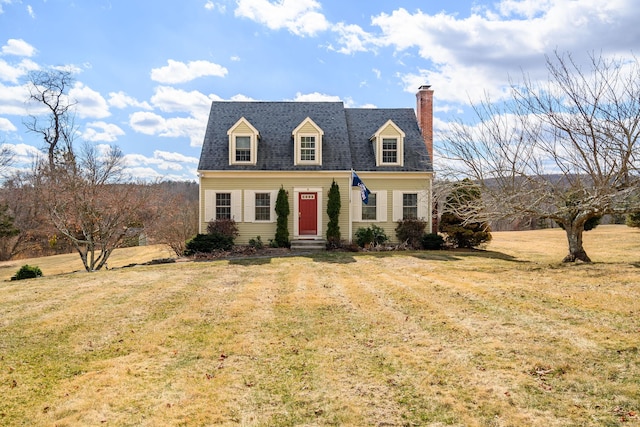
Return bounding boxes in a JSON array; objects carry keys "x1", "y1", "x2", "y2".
[{"x1": 290, "y1": 239, "x2": 327, "y2": 251}]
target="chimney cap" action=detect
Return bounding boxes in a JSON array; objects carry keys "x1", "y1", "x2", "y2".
[{"x1": 419, "y1": 84, "x2": 432, "y2": 90}]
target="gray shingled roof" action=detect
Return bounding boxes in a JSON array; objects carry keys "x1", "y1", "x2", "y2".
[{"x1": 197, "y1": 101, "x2": 432, "y2": 172}]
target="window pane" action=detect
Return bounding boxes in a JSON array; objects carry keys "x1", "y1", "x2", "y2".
[
  {"x1": 362, "y1": 193, "x2": 377, "y2": 220},
  {"x1": 216, "y1": 193, "x2": 231, "y2": 219},
  {"x1": 382, "y1": 138, "x2": 397, "y2": 163},
  {"x1": 403, "y1": 193, "x2": 417, "y2": 219},
  {"x1": 255, "y1": 193, "x2": 270, "y2": 221},
  {"x1": 236, "y1": 136, "x2": 251, "y2": 161},
  {"x1": 300, "y1": 136, "x2": 316, "y2": 161}
]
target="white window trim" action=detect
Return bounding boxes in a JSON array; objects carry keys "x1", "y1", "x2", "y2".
[
  {"x1": 293, "y1": 117, "x2": 323, "y2": 166},
  {"x1": 352, "y1": 189, "x2": 387, "y2": 222},
  {"x1": 392, "y1": 190, "x2": 428, "y2": 222},
  {"x1": 204, "y1": 190, "x2": 242, "y2": 222},
  {"x1": 370, "y1": 120, "x2": 405, "y2": 167},
  {"x1": 244, "y1": 190, "x2": 277, "y2": 223},
  {"x1": 228, "y1": 117, "x2": 259, "y2": 166}
]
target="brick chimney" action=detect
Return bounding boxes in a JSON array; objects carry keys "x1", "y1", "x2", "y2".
[{"x1": 416, "y1": 85, "x2": 434, "y2": 163}]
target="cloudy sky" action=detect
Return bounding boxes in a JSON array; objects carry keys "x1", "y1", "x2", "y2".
[{"x1": 0, "y1": 0, "x2": 637, "y2": 180}]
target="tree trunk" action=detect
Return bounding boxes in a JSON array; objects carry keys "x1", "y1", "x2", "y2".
[{"x1": 563, "y1": 224, "x2": 591, "y2": 263}]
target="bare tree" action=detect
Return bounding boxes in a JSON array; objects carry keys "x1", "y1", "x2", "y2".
[
  {"x1": 0, "y1": 143, "x2": 14, "y2": 178},
  {"x1": 439, "y1": 51, "x2": 640, "y2": 262},
  {"x1": 0, "y1": 172, "x2": 61, "y2": 260},
  {"x1": 145, "y1": 187, "x2": 199, "y2": 256},
  {"x1": 24, "y1": 69, "x2": 77, "y2": 170},
  {"x1": 33, "y1": 144, "x2": 156, "y2": 271}
]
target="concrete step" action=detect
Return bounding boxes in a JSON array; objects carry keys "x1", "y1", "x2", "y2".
[{"x1": 290, "y1": 239, "x2": 327, "y2": 251}]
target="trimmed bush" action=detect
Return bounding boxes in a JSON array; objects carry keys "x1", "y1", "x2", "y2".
[
  {"x1": 627, "y1": 212, "x2": 640, "y2": 228},
  {"x1": 11, "y1": 264, "x2": 43, "y2": 281},
  {"x1": 421, "y1": 233, "x2": 444, "y2": 250},
  {"x1": 395, "y1": 218, "x2": 427, "y2": 249},
  {"x1": 274, "y1": 187, "x2": 290, "y2": 248},
  {"x1": 248, "y1": 236, "x2": 264, "y2": 250},
  {"x1": 206, "y1": 218, "x2": 239, "y2": 239},
  {"x1": 326, "y1": 180, "x2": 341, "y2": 248},
  {"x1": 185, "y1": 233, "x2": 233, "y2": 255},
  {"x1": 355, "y1": 224, "x2": 388, "y2": 248}
]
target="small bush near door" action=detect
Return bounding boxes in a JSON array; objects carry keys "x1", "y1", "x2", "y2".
[{"x1": 355, "y1": 224, "x2": 388, "y2": 248}]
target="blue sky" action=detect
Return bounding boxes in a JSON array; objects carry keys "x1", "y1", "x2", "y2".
[{"x1": 1, "y1": 0, "x2": 638, "y2": 181}]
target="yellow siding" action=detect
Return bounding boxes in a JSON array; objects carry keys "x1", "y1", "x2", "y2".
[
  {"x1": 233, "y1": 122, "x2": 253, "y2": 134},
  {"x1": 199, "y1": 171, "x2": 432, "y2": 245},
  {"x1": 380, "y1": 124, "x2": 402, "y2": 137},
  {"x1": 199, "y1": 173, "x2": 351, "y2": 245},
  {"x1": 298, "y1": 122, "x2": 319, "y2": 134},
  {"x1": 349, "y1": 174, "x2": 432, "y2": 242}
]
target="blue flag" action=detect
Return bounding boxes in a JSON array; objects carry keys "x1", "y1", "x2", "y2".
[{"x1": 352, "y1": 171, "x2": 371, "y2": 204}]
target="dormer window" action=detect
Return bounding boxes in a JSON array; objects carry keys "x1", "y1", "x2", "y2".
[
  {"x1": 293, "y1": 117, "x2": 323, "y2": 166},
  {"x1": 371, "y1": 120, "x2": 405, "y2": 167},
  {"x1": 228, "y1": 117, "x2": 259, "y2": 165},
  {"x1": 235, "y1": 136, "x2": 251, "y2": 161},
  {"x1": 382, "y1": 138, "x2": 398, "y2": 163},
  {"x1": 300, "y1": 136, "x2": 316, "y2": 161}
]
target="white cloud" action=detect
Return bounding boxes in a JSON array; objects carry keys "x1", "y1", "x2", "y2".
[
  {"x1": 1, "y1": 39, "x2": 36, "y2": 57},
  {"x1": 2, "y1": 143, "x2": 42, "y2": 166},
  {"x1": 235, "y1": 0, "x2": 329, "y2": 36},
  {"x1": 108, "y1": 91, "x2": 152, "y2": 110},
  {"x1": 154, "y1": 150, "x2": 199, "y2": 164},
  {"x1": 128, "y1": 111, "x2": 164, "y2": 136},
  {"x1": 150, "y1": 59, "x2": 228, "y2": 84},
  {"x1": 150, "y1": 86, "x2": 218, "y2": 118},
  {"x1": 0, "y1": 82, "x2": 31, "y2": 115},
  {"x1": 129, "y1": 111, "x2": 205, "y2": 147},
  {"x1": 52, "y1": 64, "x2": 84, "y2": 74},
  {"x1": 229, "y1": 94, "x2": 255, "y2": 101},
  {"x1": 347, "y1": 1, "x2": 640, "y2": 107},
  {"x1": 204, "y1": 1, "x2": 225, "y2": 12},
  {"x1": 291, "y1": 91, "x2": 342, "y2": 102},
  {"x1": 82, "y1": 121, "x2": 125, "y2": 142},
  {"x1": 69, "y1": 82, "x2": 110, "y2": 119},
  {"x1": 123, "y1": 150, "x2": 200, "y2": 179},
  {"x1": 27, "y1": 5, "x2": 34, "y2": 18},
  {"x1": 0, "y1": 58, "x2": 38, "y2": 83},
  {"x1": 0, "y1": 117, "x2": 16, "y2": 131},
  {"x1": 330, "y1": 23, "x2": 379, "y2": 55}
]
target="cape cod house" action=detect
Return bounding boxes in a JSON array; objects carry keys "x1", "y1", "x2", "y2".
[{"x1": 197, "y1": 86, "x2": 434, "y2": 246}]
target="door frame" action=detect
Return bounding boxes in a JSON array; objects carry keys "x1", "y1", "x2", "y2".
[{"x1": 293, "y1": 187, "x2": 323, "y2": 239}]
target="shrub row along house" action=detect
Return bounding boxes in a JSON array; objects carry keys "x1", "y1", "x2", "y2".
[{"x1": 197, "y1": 86, "x2": 434, "y2": 246}]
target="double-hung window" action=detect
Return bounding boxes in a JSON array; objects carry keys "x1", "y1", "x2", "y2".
[
  {"x1": 216, "y1": 193, "x2": 232, "y2": 220},
  {"x1": 300, "y1": 136, "x2": 316, "y2": 161},
  {"x1": 402, "y1": 193, "x2": 418, "y2": 219},
  {"x1": 255, "y1": 193, "x2": 271, "y2": 221},
  {"x1": 362, "y1": 193, "x2": 377, "y2": 220},
  {"x1": 382, "y1": 138, "x2": 398, "y2": 164},
  {"x1": 235, "y1": 136, "x2": 251, "y2": 162}
]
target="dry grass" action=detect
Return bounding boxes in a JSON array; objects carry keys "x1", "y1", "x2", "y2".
[{"x1": 1, "y1": 225, "x2": 639, "y2": 426}]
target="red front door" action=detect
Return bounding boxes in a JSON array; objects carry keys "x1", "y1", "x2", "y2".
[{"x1": 299, "y1": 192, "x2": 317, "y2": 235}]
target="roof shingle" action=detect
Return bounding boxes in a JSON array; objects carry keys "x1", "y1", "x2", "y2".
[{"x1": 197, "y1": 101, "x2": 432, "y2": 172}]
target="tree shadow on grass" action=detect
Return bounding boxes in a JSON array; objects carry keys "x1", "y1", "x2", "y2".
[
  {"x1": 411, "y1": 249, "x2": 528, "y2": 263},
  {"x1": 226, "y1": 248, "x2": 527, "y2": 266},
  {"x1": 228, "y1": 256, "x2": 274, "y2": 266}
]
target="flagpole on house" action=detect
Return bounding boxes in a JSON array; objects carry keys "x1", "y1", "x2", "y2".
[{"x1": 348, "y1": 169, "x2": 353, "y2": 243}]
